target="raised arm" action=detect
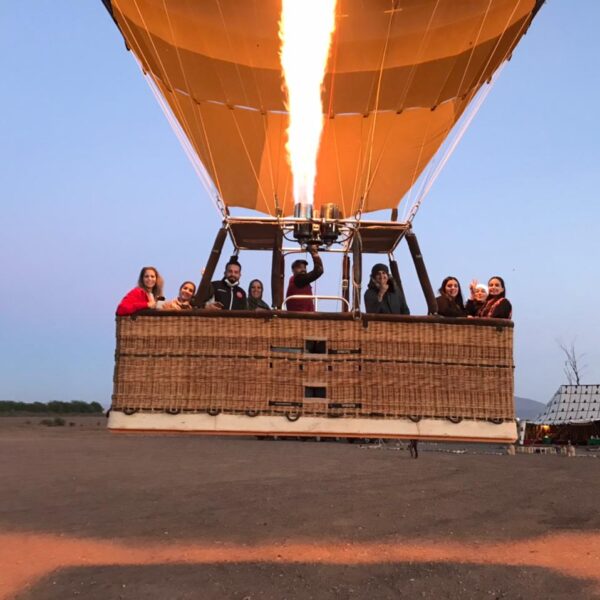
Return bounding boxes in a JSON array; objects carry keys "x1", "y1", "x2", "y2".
[{"x1": 293, "y1": 248, "x2": 324, "y2": 288}]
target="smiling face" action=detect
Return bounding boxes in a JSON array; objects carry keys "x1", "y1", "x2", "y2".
[
  {"x1": 179, "y1": 282, "x2": 196, "y2": 301},
  {"x1": 250, "y1": 281, "x2": 263, "y2": 299},
  {"x1": 444, "y1": 278, "x2": 459, "y2": 298},
  {"x1": 488, "y1": 278, "x2": 504, "y2": 296},
  {"x1": 142, "y1": 269, "x2": 157, "y2": 292},
  {"x1": 474, "y1": 286, "x2": 488, "y2": 302},
  {"x1": 374, "y1": 270, "x2": 389, "y2": 286},
  {"x1": 225, "y1": 263, "x2": 241, "y2": 284}
]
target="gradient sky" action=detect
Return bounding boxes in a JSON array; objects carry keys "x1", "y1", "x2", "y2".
[{"x1": 1, "y1": 2, "x2": 598, "y2": 407}]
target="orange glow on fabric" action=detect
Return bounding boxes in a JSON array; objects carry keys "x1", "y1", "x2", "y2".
[{"x1": 279, "y1": 0, "x2": 337, "y2": 207}]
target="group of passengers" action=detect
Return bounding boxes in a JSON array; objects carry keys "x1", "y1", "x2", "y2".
[
  {"x1": 435, "y1": 275, "x2": 512, "y2": 319},
  {"x1": 116, "y1": 246, "x2": 323, "y2": 316},
  {"x1": 116, "y1": 247, "x2": 511, "y2": 320}
]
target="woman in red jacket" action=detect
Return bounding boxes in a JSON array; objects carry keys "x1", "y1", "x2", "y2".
[{"x1": 116, "y1": 266, "x2": 164, "y2": 316}]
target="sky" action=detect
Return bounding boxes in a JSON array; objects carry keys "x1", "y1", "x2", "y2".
[{"x1": 1, "y1": 2, "x2": 599, "y2": 407}]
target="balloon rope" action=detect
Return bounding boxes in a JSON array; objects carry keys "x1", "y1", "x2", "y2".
[
  {"x1": 330, "y1": 116, "x2": 347, "y2": 219},
  {"x1": 398, "y1": 1, "x2": 440, "y2": 204},
  {"x1": 212, "y1": 0, "x2": 273, "y2": 216},
  {"x1": 357, "y1": 0, "x2": 438, "y2": 215},
  {"x1": 405, "y1": 76, "x2": 497, "y2": 224},
  {"x1": 228, "y1": 110, "x2": 274, "y2": 217},
  {"x1": 159, "y1": 0, "x2": 226, "y2": 206},
  {"x1": 405, "y1": 2, "x2": 534, "y2": 223},
  {"x1": 453, "y1": 0, "x2": 495, "y2": 103},
  {"x1": 395, "y1": 0, "x2": 441, "y2": 110},
  {"x1": 160, "y1": 0, "x2": 206, "y2": 154},
  {"x1": 400, "y1": 0, "x2": 494, "y2": 212},
  {"x1": 464, "y1": 0, "x2": 531, "y2": 102},
  {"x1": 244, "y1": 1, "x2": 283, "y2": 213},
  {"x1": 356, "y1": 5, "x2": 396, "y2": 217},
  {"x1": 122, "y1": 0, "x2": 201, "y2": 166},
  {"x1": 113, "y1": 0, "x2": 227, "y2": 216},
  {"x1": 360, "y1": 0, "x2": 438, "y2": 211},
  {"x1": 402, "y1": 0, "x2": 494, "y2": 211},
  {"x1": 326, "y1": 19, "x2": 347, "y2": 218},
  {"x1": 142, "y1": 70, "x2": 227, "y2": 218}
]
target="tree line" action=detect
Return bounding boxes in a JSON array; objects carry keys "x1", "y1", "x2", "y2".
[{"x1": 0, "y1": 400, "x2": 104, "y2": 414}]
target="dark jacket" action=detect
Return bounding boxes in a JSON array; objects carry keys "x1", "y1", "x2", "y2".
[
  {"x1": 364, "y1": 283, "x2": 410, "y2": 315},
  {"x1": 466, "y1": 296, "x2": 512, "y2": 319},
  {"x1": 465, "y1": 299, "x2": 484, "y2": 317},
  {"x1": 436, "y1": 295, "x2": 466, "y2": 317},
  {"x1": 209, "y1": 279, "x2": 248, "y2": 310},
  {"x1": 480, "y1": 296, "x2": 512, "y2": 319},
  {"x1": 248, "y1": 296, "x2": 270, "y2": 311}
]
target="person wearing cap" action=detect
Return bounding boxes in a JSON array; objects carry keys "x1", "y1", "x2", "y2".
[
  {"x1": 465, "y1": 280, "x2": 488, "y2": 317},
  {"x1": 364, "y1": 263, "x2": 410, "y2": 315},
  {"x1": 285, "y1": 245, "x2": 324, "y2": 312}
]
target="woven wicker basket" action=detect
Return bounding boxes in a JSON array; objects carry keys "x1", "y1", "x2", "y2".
[{"x1": 112, "y1": 311, "x2": 514, "y2": 422}]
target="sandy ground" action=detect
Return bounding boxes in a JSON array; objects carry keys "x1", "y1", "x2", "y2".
[{"x1": 1, "y1": 416, "x2": 599, "y2": 599}]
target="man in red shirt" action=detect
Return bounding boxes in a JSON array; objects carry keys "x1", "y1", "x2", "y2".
[{"x1": 285, "y1": 246, "x2": 324, "y2": 312}]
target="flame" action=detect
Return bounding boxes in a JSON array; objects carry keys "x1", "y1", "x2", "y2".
[{"x1": 279, "y1": 0, "x2": 337, "y2": 207}]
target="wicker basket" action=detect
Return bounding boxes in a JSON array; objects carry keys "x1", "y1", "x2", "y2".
[{"x1": 112, "y1": 311, "x2": 514, "y2": 421}]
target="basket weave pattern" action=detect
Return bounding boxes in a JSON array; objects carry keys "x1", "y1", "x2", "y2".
[{"x1": 113, "y1": 313, "x2": 514, "y2": 419}]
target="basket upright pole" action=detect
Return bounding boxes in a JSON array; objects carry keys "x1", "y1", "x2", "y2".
[
  {"x1": 405, "y1": 231, "x2": 437, "y2": 315},
  {"x1": 341, "y1": 253, "x2": 350, "y2": 312},
  {"x1": 352, "y1": 231, "x2": 362, "y2": 313},
  {"x1": 271, "y1": 227, "x2": 284, "y2": 309},
  {"x1": 192, "y1": 225, "x2": 228, "y2": 307},
  {"x1": 389, "y1": 258, "x2": 409, "y2": 313}
]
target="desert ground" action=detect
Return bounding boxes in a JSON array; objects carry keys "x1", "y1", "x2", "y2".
[{"x1": 1, "y1": 416, "x2": 599, "y2": 599}]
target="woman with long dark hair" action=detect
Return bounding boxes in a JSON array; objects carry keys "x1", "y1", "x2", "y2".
[
  {"x1": 116, "y1": 266, "x2": 164, "y2": 316},
  {"x1": 436, "y1": 276, "x2": 466, "y2": 317},
  {"x1": 478, "y1": 276, "x2": 512, "y2": 319}
]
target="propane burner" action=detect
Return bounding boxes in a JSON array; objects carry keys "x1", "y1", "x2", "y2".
[{"x1": 293, "y1": 203, "x2": 342, "y2": 247}]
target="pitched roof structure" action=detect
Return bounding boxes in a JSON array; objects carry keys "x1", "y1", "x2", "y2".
[{"x1": 535, "y1": 385, "x2": 600, "y2": 425}]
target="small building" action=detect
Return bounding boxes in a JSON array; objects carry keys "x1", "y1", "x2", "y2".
[{"x1": 525, "y1": 385, "x2": 600, "y2": 445}]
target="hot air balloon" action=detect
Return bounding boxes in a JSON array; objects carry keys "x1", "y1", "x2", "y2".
[{"x1": 105, "y1": 0, "x2": 545, "y2": 443}]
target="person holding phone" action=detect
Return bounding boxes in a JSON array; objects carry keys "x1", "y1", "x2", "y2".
[{"x1": 364, "y1": 263, "x2": 410, "y2": 315}]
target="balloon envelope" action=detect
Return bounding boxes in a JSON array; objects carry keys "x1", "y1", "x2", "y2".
[{"x1": 104, "y1": 0, "x2": 541, "y2": 217}]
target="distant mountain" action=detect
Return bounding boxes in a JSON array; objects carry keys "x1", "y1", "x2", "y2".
[{"x1": 515, "y1": 396, "x2": 546, "y2": 420}]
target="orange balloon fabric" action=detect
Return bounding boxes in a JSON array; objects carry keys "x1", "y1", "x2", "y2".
[{"x1": 106, "y1": 0, "x2": 539, "y2": 216}]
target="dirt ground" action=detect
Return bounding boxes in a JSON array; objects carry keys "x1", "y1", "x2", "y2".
[{"x1": 1, "y1": 416, "x2": 599, "y2": 599}]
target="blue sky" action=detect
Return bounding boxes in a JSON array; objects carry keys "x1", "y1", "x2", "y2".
[{"x1": 1, "y1": 2, "x2": 598, "y2": 406}]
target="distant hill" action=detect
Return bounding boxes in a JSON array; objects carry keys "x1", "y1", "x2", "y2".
[{"x1": 515, "y1": 396, "x2": 546, "y2": 420}]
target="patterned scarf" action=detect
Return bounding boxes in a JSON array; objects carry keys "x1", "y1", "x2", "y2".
[{"x1": 479, "y1": 296, "x2": 510, "y2": 318}]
